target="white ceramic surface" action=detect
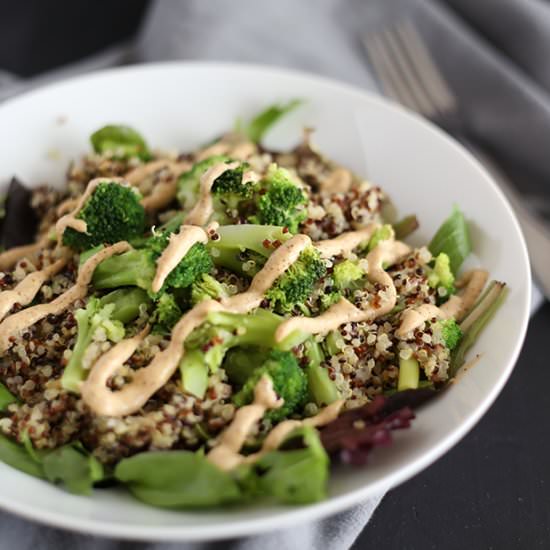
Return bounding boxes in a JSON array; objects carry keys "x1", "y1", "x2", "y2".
[{"x1": 0, "y1": 63, "x2": 530, "y2": 541}]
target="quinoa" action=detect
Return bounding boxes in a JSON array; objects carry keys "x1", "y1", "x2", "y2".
[{"x1": 0, "y1": 131, "x2": 457, "y2": 473}]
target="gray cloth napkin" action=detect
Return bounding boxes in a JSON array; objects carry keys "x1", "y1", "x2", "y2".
[{"x1": 0, "y1": 0, "x2": 546, "y2": 548}]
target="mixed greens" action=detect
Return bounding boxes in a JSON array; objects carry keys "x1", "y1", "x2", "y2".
[{"x1": 0, "y1": 103, "x2": 507, "y2": 508}]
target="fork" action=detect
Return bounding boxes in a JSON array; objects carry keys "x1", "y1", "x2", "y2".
[{"x1": 362, "y1": 20, "x2": 550, "y2": 299}]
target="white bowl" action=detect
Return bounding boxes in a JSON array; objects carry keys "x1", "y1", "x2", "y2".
[{"x1": 0, "y1": 62, "x2": 530, "y2": 541}]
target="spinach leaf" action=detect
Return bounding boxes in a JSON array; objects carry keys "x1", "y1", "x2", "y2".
[
  {"x1": 429, "y1": 206, "x2": 472, "y2": 274},
  {"x1": 0, "y1": 382, "x2": 17, "y2": 410},
  {"x1": 243, "y1": 426, "x2": 329, "y2": 504},
  {"x1": 43, "y1": 444, "x2": 104, "y2": 495},
  {"x1": 115, "y1": 451, "x2": 242, "y2": 508},
  {"x1": 0, "y1": 433, "x2": 45, "y2": 479},
  {"x1": 20, "y1": 429, "x2": 43, "y2": 463},
  {"x1": 240, "y1": 100, "x2": 302, "y2": 143},
  {"x1": 90, "y1": 125, "x2": 151, "y2": 160}
]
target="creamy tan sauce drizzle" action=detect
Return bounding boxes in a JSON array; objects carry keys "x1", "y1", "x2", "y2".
[
  {"x1": 195, "y1": 139, "x2": 257, "y2": 162},
  {"x1": 205, "y1": 221, "x2": 220, "y2": 234},
  {"x1": 151, "y1": 225, "x2": 208, "y2": 293},
  {"x1": 184, "y1": 161, "x2": 239, "y2": 226},
  {"x1": 242, "y1": 170, "x2": 261, "y2": 185},
  {"x1": 207, "y1": 375, "x2": 283, "y2": 471},
  {"x1": 243, "y1": 398, "x2": 343, "y2": 463},
  {"x1": 0, "y1": 236, "x2": 52, "y2": 272},
  {"x1": 81, "y1": 235, "x2": 310, "y2": 416},
  {"x1": 0, "y1": 242, "x2": 130, "y2": 352},
  {"x1": 124, "y1": 160, "x2": 188, "y2": 185},
  {"x1": 275, "y1": 239, "x2": 411, "y2": 342},
  {"x1": 320, "y1": 167, "x2": 353, "y2": 193},
  {"x1": 222, "y1": 234, "x2": 311, "y2": 314},
  {"x1": 80, "y1": 326, "x2": 150, "y2": 398},
  {"x1": 0, "y1": 256, "x2": 68, "y2": 321},
  {"x1": 125, "y1": 160, "x2": 191, "y2": 212},
  {"x1": 395, "y1": 268, "x2": 489, "y2": 337},
  {"x1": 196, "y1": 142, "x2": 230, "y2": 161},
  {"x1": 56, "y1": 197, "x2": 79, "y2": 217},
  {"x1": 314, "y1": 224, "x2": 379, "y2": 258},
  {"x1": 207, "y1": 377, "x2": 344, "y2": 471},
  {"x1": 55, "y1": 177, "x2": 125, "y2": 240},
  {"x1": 396, "y1": 304, "x2": 442, "y2": 338},
  {"x1": 140, "y1": 182, "x2": 176, "y2": 212}
]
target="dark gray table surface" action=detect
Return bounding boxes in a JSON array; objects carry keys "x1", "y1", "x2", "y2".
[{"x1": 354, "y1": 302, "x2": 550, "y2": 550}]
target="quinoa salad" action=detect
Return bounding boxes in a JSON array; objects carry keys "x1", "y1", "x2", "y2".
[{"x1": 0, "y1": 102, "x2": 507, "y2": 507}]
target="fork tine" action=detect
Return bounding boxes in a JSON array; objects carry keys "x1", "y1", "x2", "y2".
[
  {"x1": 362, "y1": 33, "x2": 422, "y2": 112},
  {"x1": 396, "y1": 21, "x2": 457, "y2": 113},
  {"x1": 380, "y1": 29, "x2": 437, "y2": 117}
]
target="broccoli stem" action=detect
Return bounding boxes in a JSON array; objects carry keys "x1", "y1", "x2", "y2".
[
  {"x1": 212, "y1": 308, "x2": 310, "y2": 351},
  {"x1": 179, "y1": 350, "x2": 209, "y2": 399},
  {"x1": 323, "y1": 331, "x2": 342, "y2": 356},
  {"x1": 214, "y1": 225, "x2": 291, "y2": 256},
  {"x1": 62, "y1": 290, "x2": 147, "y2": 394},
  {"x1": 208, "y1": 225, "x2": 292, "y2": 273},
  {"x1": 206, "y1": 309, "x2": 284, "y2": 349},
  {"x1": 223, "y1": 346, "x2": 270, "y2": 387},
  {"x1": 100, "y1": 288, "x2": 151, "y2": 323},
  {"x1": 397, "y1": 357, "x2": 420, "y2": 391},
  {"x1": 92, "y1": 249, "x2": 156, "y2": 290},
  {"x1": 61, "y1": 306, "x2": 98, "y2": 394},
  {"x1": 304, "y1": 340, "x2": 340, "y2": 406},
  {"x1": 450, "y1": 282, "x2": 507, "y2": 376}
]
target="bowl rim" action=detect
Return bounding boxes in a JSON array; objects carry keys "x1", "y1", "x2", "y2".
[{"x1": 0, "y1": 60, "x2": 531, "y2": 541}]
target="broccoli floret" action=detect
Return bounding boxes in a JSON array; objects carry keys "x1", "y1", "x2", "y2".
[
  {"x1": 439, "y1": 318, "x2": 462, "y2": 350},
  {"x1": 153, "y1": 292, "x2": 183, "y2": 334},
  {"x1": 265, "y1": 246, "x2": 327, "y2": 314},
  {"x1": 191, "y1": 274, "x2": 230, "y2": 305},
  {"x1": 182, "y1": 308, "x2": 309, "y2": 374},
  {"x1": 61, "y1": 289, "x2": 150, "y2": 393},
  {"x1": 177, "y1": 157, "x2": 259, "y2": 224},
  {"x1": 180, "y1": 309, "x2": 310, "y2": 399},
  {"x1": 368, "y1": 224, "x2": 394, "y2": 251},
  {"x1": 332, "y1": 259, "x2": 365, "y2": 291},
  {"x1": 184, "y1": 309, "x2": 284, "y2": 373},
  {"x1": 176, "y1": 155, "x2": 229, "y2": 211},
  {"x1": 90, "y1": 125, "x2": 150, "y2": 160},
  {"x1": 92, "y1": 230, "x2": 213, "y2": 294},
  {"x1": 428, "y1": 252, "x2": 456, "y2": 295},
  {"x1": 92, "y1": 228, "x2": 213, "y2": 335},
  {"x1": 232, "y1": 350, "x2": 307, "y2": 422},
  {"x1": 212, "y1": 163, "x2": 257, "y2": 210},
  {"x1": 62, "y1": 182, "x2": 146, "y2": 251},
  {"x1": 147, "y1": 232, "x2": 213, "y2": 291},
  {"x1": 248, "y1": 165, "x2": 308, "y2": 233},
  {"x1": 180, "y1": 312, "x2": 272, "y2": 399}
]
